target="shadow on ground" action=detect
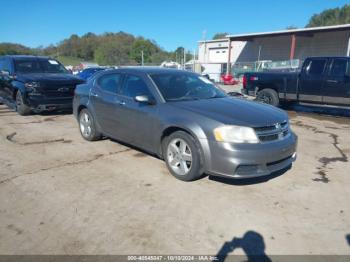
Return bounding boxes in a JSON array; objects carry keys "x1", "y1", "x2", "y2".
[
  {"x1": 216, "y1": 231, "x2": 271, "y2": 262},
  {"x1": 209, "y1": 165, "x2": 291, "y2": 186},
  {"x1": 282, "y1": 103, "x2": 350, "y2": 118}
]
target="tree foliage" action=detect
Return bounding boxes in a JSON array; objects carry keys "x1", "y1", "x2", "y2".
[
  {"x1": 1, "y1": 31, "x2": 191, "y2": 65},
  {"x1": 0, "y1": 43, "x2": 33, "y2": 55},
  {"x1": 306, "y1": 4, "x2": 350, "y2": 27},
  {"x1": 212, "y1": 33, "x2": 228, "y2": 40}
]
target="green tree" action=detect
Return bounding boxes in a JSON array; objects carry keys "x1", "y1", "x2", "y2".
[
  {"x1": 130, "y1": 38, "x2": 157, "y2": 64},
  {"x1": 94, "y1": 40, "x2": 131, "y2": 65},
  {"x1": 212, "y1": 33, "x2": 228, "y2": 39},
  {"x1": 0, "y1": 43, "x2": 33, "y2": 55},
  {"x1": 306, "y1": 4, "x2": 350, "y2": 27}
]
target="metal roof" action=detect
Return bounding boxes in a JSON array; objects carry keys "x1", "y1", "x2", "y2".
[
  {"x1": 198, "y1": 38, "x2": 228, "y2": 43},
  {"x1": 226, "y1": 24, "x2": 350, "y2": 40}
]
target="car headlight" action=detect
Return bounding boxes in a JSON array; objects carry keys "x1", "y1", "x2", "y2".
[
  {"x1": 214, "y1": 125, "x2": 259, "y2": 143},
  {"x1": 25, "y1": 82, "x2": 40, "y2": 93}
]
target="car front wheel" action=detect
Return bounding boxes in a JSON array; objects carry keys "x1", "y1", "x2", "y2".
[
  {"x1": 16, "y1": 91, "x2": 31, "y2": 115},
  {"x1": 79, "y1": 108, "x2": 101, "y2": 141},
  {"x1": 163, "y1": 131, "x2": 204, "y2": 181}
]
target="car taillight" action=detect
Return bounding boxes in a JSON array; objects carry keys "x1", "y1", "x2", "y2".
[{"x1": 242, "y1": 75, "x2": 247, "y2": 88}]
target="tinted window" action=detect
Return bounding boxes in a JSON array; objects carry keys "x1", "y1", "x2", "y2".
[
  {"x1": 330, "y1": 59, "x2": 348, "y2": 77},
  {"x1": 121, "y1": 75, "x2": 152, "y2": 98},
  {"x1": 305, "y1": 59, "x2": 326, "y2": 75},
  {"x1": 14, "y1": 59, "x2": 67, "y2": 74},
  {"x1": 150, "y1": 73, "x2": 226, "y2": 101},
  {"x1": 98, "y1": 73, "x2": 122, "y2": 93},
  {"x1": 0, "y1": 58, "x2": 11, "y2": 73}
]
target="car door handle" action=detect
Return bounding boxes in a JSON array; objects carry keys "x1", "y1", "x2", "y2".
[
  {"x1": 90, "y1": 92, "x2": 99, "y2": 97},
  {"x1": 326, "y1": 80, "x2": 338, "y2": 83},
  {"x1": 116, "y1": 100, "x2": 126, "y2": 106}
]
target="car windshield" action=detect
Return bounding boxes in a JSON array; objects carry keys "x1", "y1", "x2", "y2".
[
  {"x1": 14, "y1": 59, "x2": 68, "y2": 74},
  {"x1": 150, "y1": 73, "x2": 227, "y2": 101}
]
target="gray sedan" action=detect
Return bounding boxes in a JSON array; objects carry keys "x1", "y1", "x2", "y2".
[{"x1": 73, "y1": 68, "x2": 297, "y2": 181}]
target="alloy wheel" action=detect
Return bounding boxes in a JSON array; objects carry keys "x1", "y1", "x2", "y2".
[
  {"x1": 80, "y1": 112, "x2": 92, "y2": 138},
  {"x1": 167, "y1": 138, "x2": 193, "y2": 176}
]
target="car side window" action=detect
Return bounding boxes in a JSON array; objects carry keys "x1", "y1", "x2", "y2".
[
  {"x1": 0, "y1": 58, "x2": 11, "y2": 73},
  {"x1": 305, "y1": 59, "x2": 327, "y2": 76},
  {"x1": 121, "y1": 75, "x2": 153, "y2": 98},
  {"x1": 97, "y1": 73, "x2": 122, "y2": 93},
  {"x1": 329, "y1": 59, "x2": 348, "y2": 77}
]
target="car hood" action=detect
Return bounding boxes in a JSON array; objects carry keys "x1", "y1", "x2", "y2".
[
  {"x1": 169, "y1": 97, "x2": 288, "y2": 127},
  {"x1": 17, "y1": 73, "x2": 84, "y2": 84}
]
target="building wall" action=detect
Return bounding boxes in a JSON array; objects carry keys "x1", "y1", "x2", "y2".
[
  {"x1": 198, "y1": 40, "x2": 246, "y2": 64},
  {"x1": 237, "y1": 30, "x2": 350, "y2": 62},
  {"x1": 198, "y1": 30, "x2": 350, "y2": 64}
]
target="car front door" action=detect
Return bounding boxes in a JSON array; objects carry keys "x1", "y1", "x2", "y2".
[
  {"x1": 298, "y1": 58, "x2": 328, "y2": 103},
  {"x1": 323, "y1": 58, "x2": 350, "y2": 106},
  {"x1": 90, "y1": 72, "x2": 124, "y2": 137},
  {"x1": 0, "y1": 58, "x2": 13, "y2": 101},
  {"x1": 114, "y1": 74, "x2": 159, "y2": 151}
]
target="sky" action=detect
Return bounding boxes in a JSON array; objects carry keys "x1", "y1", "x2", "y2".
[{"x1": 0, "y1": 0, "x2": 349, "y2": 52}]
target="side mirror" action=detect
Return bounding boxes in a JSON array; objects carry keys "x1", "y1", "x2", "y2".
[
  {"x1": 0, "y1": 70, "x2": 13, "y2": 80},
  {"x1": 134, "y1": 95, "x2": 155, "y2": 105},
  {"x1": 1, "y1": 70, "x2": 9, "y2": 75}
]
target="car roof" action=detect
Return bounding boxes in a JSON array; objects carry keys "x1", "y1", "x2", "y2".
[
  {"x1": 306, "y1": 56, "x2": 350, "y2": 60},
  {"x1": 1, "y1": 55, "x2": 54, "y2": 60},
  {"x1": 113, "y1": 67, "x2": 197, "y2": 75}
]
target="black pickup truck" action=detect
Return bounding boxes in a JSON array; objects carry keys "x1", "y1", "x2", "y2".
[
  {"x1": 0, "y1": 55, "x2": 84, "y2": 115},
  {"x1": 242, "y1": 57, "x2": 350, "y2": 107}
]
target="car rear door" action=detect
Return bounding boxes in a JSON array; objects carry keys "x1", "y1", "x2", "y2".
[
  {"x1": 113, "y1": 74, "x2": 159, "y2": 151},
  {"x1": 90, "y1": 72, "x2": 124, "y2": 136},
  {"x1": 323, "y1": 58, "x2": 350, "y2": 106},
  {"x1": 298, "y1": 58, "x2": 328, "y2": 103}
]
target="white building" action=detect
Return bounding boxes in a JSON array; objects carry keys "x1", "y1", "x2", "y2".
[
  {"x1": 198, "y1": 24, "x2": 350, "y2": 72},
  {"x1": 198, "y1": 38, "x2": 244, "y2": 64}
]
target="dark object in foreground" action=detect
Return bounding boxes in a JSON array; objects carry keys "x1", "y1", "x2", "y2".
[
  {"x1": 0, "y1": 55, "x2": 84, "y2": 115},
  {"x1": 243, "y1": 57, "x2": 350, "y2": 108}
]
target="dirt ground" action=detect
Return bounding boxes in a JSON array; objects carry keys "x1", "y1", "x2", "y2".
[{"x1": 0, "y1": 101, "x2": 350, "y2": 256}]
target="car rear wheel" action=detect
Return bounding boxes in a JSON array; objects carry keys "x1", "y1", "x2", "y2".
[
  {"x1": 16, "y1": 91, "x2": 31, "y2": 116},
  {"x1": 163, "y1": 131, "x2": 204, "y2": 181},
  {"x1": 79, "y1": 108, "x2": 101, "y2": 141},
  {"x1": 256, "y1": 88, "x2": 279, "y2": 107}
]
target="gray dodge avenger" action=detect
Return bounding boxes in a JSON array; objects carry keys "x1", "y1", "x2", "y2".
[{"x1": 73, "y1": 68, "x2": 297, "y2": 181}]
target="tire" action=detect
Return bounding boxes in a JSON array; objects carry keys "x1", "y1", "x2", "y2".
[
  {"x1": 256, "y1": 88, "x2": 279, "y2": 107},
  {"x1": 162, "y1": 131, "x2": 204, "y2": 181},
  {"x1": 16, "y1": 91, "x2": 31, "y2": 116},
  {"x1": 78, "y1": 108, "x2": 101, "y2": 141}
]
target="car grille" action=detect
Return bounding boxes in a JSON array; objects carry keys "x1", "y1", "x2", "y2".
[
  {"x1": 254, "y1": 121, "x2": 289, "y2": 143},
  {"x1": 41, "y1": 83, "x2": 76, "y2": 97}
]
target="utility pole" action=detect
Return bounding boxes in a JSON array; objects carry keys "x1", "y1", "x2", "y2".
[
  {"x1": 183, "y1": 48, "x2": 186, "y2": 70},
  {"x1": 141, "y1": 50, "x2": 144, "y2": 66}
]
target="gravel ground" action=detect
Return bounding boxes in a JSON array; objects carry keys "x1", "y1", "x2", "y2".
[{"x1": 0, "y1": 100, "x2": 350, "y2": 256}]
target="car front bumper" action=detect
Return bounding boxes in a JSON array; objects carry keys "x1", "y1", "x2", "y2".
[
  {"x1": 26, "y1": 94, "x2": 73, "y2": 112},
  {"x1": 202, "y1": 132, "x2": 297, "y2": 179}
]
